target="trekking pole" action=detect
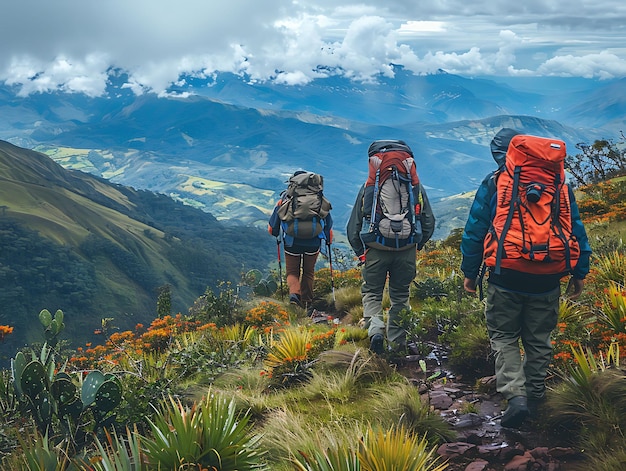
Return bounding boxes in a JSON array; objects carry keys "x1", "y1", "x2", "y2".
[
  {"x1": 276, "y1": 237, "x2": 284, "y2": 301},
  {"x1": 327, "y1": 242, "x2": 336, "y2": 303}
]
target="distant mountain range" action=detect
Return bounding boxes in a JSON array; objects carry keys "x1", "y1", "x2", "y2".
[
  {"x1": 0, "y1": 140, "x2": 275, "y2": 353},
  {"x1": 1, "y1": 68, "x2": 624, "y2": 240}
]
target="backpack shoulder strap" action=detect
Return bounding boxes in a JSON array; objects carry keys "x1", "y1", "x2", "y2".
[{"x1": 494, "y1": 166, "x2": 521, "y2": 274}]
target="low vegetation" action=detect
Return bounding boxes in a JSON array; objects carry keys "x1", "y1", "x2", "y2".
[{"x1": 0, "y1": 143, "x2": 625, "y2": 470}]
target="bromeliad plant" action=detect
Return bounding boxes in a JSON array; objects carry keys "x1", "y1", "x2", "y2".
[
  {"x1": 263, "y1": 327, "x2": 315, "y2": 387},
  {"x1": 598, "y1": 281, "x2": 626, "y2": 336},
  {"x1": 291, "y1": 424, "x2": 448, "y2": 471},
  {"x1": 546, "y1": 342, "x2": 626, "y2": 460},
  {"x1": 89, "y1": 425, "x2": 147, "y2": 471},
  {"x1": 142, "y1": 392, "x2": 267, "y2": 471},
  {"x1": 358, "y1": 425, "x2": 448, "y2": 471}
]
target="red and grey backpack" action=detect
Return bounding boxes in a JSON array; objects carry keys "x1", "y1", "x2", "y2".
[{"x1": 359, "y1": 140, "x2": 424, "y2": 251}]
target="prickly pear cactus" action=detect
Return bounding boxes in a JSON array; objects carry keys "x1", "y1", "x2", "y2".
[
  {"x1": 39, "y1": 309, "x2": 65, "y2": 347},
  {"x1": 51, "y1": 374, "x2": 82, "y2": 421},
  {"x1": 17, "y1": 360, "x2": 53, "y2": 432},
  {"x1": 10, "y1": 351, "x2": 28, "y2": 396},
  {"x1": 20, "y1": 360, "x2": 48, "y2": 398},
  {"x1": 244, "y1": 269, "x2": 263, "y2": 286},
  {"x1": 253, "y1": 277, "x2": 280, "y2": 296},
  {"x1": 82, "y1": 372, "x2": 122, "y2": 412},
  {"x1": 265, "y1": 278, "x2": 279, "y2": 293},
  {"x1": 81, "y1": 370, "x2": 106, "y2": 408},
  {"x1": 94, "y1": 379, "x2": 122, "y2": 414},
  {"x1": 81, "y1": 371, "x2": 122, "y2": 429}
]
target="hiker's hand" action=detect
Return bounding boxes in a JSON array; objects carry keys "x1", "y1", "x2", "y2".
[
  {"x1": 357, "y1": 253, "x2": 366, "y2": 266},
  {"x1": 328, "y1": 229, "x2": 333, "y2": 243},
  {"x1": 566, "y1": 277, "x2": 584, "y2": 300},
  {"x1": 464, "y1": 277, "x2": 477, "y2": 294}
]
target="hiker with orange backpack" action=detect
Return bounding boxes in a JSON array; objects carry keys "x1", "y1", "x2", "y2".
[
  {"x1": 461, "y1": 129, "x2": 592, "y2": 429},
  {"x1": 269, "y1": 170, "x2": 333, "y2": 315},
  {"x1": 347, "y1": 140, "x2": 435, "y2": 355}
]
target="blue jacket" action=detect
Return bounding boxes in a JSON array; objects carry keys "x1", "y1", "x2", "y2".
[{"x1": 460, "y1": 130, "x2": 592, "y2": 289}]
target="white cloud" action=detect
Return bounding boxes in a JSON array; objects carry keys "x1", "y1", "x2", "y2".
[
  {"x1": 538, "y1": 51, "x2": 626, "y2": 79},
  {"x1": 0, "y1": 0, "x2": 625, "y2": 96}
]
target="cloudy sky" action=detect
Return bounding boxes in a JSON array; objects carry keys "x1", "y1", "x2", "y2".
[{"x1": 2, "y1": 0, "x2": 625, "y2": 96}]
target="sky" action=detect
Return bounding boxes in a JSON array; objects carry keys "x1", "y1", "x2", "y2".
[{"x1": 1, "y1": 0, "x2": 626, "y2": 97}]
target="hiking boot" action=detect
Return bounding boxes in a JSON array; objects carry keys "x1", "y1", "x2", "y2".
[
  {"x1": 501, "y1": 395, "x2": 529, "y2": 429},
  {"x1": 527, "y1": 396, "x2": 546, "y2": 418},
  {"x1": 369, "y1": 334, "x2": 384, "y2": 354},
  {"x1": 289, "y1": 293, "x2": 302, "y2": 307}
]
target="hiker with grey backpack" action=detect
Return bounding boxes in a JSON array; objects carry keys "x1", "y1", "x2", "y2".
[
  {"x1": 268, "y1": 170, "x2": 333, "y2": 315},
  {"x1": 347, "y1": 140, "x2": 435, "y2": 355}
]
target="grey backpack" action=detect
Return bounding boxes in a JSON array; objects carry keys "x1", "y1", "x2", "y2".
[{"x1": 277, "y1": 172, "x2": 332, "y2": 239}]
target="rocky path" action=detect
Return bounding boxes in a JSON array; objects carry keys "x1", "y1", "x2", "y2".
[{"x1": 395, "y1": 360, "x2": 584, "y2": 471}]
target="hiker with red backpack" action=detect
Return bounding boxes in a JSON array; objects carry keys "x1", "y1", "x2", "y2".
[
  {"x1": 347, "y1": 140, "x2": 435, "y2": 355},
  {"x1": 461, "y1": 129, "x2": 592, "y2": 429},
  {"x1": 268, "y1": 170, "x2": 333, "y2": 315}
]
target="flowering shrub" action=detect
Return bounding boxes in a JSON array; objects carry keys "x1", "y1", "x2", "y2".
[
  {"x1": 314, "y1": 267, "x2": 362, "y2": 298},
  {"x1": 551, "y1": 284, "x2": 626, "y2": 369},
  {"x1": 67, "y1": 315, "x2": 209, "y2": 369},
  {"x1": 578, "y1": 179, "x2": 626, "y2": 223},
  {"x1": 244, "y1": 301, "x2": 290, "y2": 331},
  {"x1": 0, "y1": 325, "x2": 13, "y2": 341},
  {"x1": 306, "y1": 327, "x2": 338, "y2": 359},
  {"x1": 416, "y1": 246, "x2": 462, "y2": 278}
]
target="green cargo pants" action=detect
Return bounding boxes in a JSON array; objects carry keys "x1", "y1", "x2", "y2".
[
  {"x1": 485, "y1": 283, "x2": 560, "y2": 400},
  {"x1": 361, "y1": 246, "x2": 416, "y2": 349}
]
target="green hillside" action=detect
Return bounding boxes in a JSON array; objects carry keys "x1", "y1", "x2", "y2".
[{"x1": 0, "y1": 140, "x2": 275, "y2": 352}]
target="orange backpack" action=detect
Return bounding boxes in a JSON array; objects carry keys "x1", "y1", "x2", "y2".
[{"x1": 483, "y1": 134, "x2": 580, "y2": 275}]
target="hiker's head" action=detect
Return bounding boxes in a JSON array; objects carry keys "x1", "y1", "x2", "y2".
[
  {"x1": 293, "y1": 170, "x2": 307, "y2": 177},
  {"x1": 491, "y1": 128, "x2": 521, "y2": 167}
]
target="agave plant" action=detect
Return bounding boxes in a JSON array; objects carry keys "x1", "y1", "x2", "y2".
[
  {"x1": 142, "y1": 392, "x2": 267, "y2": 470},
  {"x1": 89, "y1": 426, "x2": 147, "y2": 471},
  {"x1": 8, "y1": 429, "x2": 72, "y2": 471},
  {"x1": 216, "y1": 322, "x2": 258, "y2": 349}
]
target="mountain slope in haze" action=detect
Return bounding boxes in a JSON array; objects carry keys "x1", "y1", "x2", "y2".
[
  {"x1": 0, "y1": 71, "x2": 621, "y2": 240},
  {"x1": 27, "y1": 110, "x2": 601, "y2": 239},
  {"x1": 0, "y1": 140, "x2": 275, "y2": 352}
]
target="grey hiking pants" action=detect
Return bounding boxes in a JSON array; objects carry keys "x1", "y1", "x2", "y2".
[
  {"x1": 361, "y1": 246, "x2": 416, "y2": 349},
  {"x1": 485, "y1": 283, "x2": 560, "y2": 400}
]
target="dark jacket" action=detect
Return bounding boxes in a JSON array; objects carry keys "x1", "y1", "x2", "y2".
[
  {"x1": 460, "y1": 128, "x2": 592, "y2": 293},
  {"x1": 268, "y1": 203, "x2": 333, "y2": 252},
  {"x1": 346, "y1": 181, "x2": 435, "y2": 256}
]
